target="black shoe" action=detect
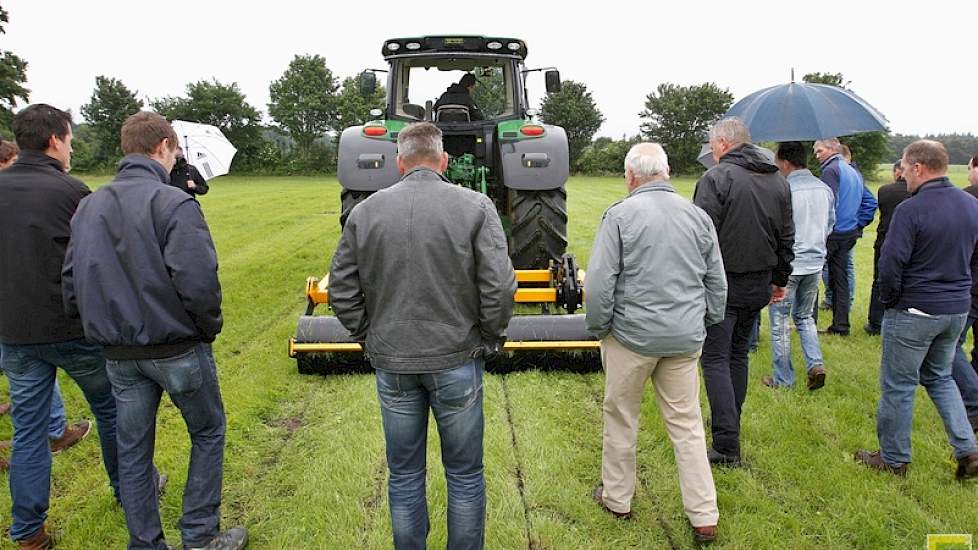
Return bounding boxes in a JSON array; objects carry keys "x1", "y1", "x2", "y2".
[
  {"x1": 707, "y1": 447, "x2": 741, "y2": 467},
  {"x1": 863, "y1": 323, "x2": 881, "y2": 336},
  {"x1": 824, "y1": 328, "x2": 850, "y2": 336},
  {"x1": 185, "y1": 527, "x2": 248, "y2": 550},
  {"x1": 818, "y1": 301, "x2": 832, "y2": 311}
]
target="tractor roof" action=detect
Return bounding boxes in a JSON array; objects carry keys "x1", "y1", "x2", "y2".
[{"x1": 382, "y1": 36, "x2": 527, "y2": 59}]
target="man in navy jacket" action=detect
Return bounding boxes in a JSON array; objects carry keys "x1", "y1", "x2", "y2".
[
  {"x1": 63, "y1": 112, "x2": 246, "y2": 550},
  {"x1": 855, "y1": 140, "x2": 978, "y2": 479}
]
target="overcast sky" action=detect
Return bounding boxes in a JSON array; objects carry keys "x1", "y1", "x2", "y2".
[{"x1": 4, "y1": 0, "x2": 976, "y2": 139}]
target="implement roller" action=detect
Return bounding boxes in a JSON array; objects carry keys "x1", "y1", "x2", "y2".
[{"x1": 289, "y1": 254, "x2": 601, "y2": 374}]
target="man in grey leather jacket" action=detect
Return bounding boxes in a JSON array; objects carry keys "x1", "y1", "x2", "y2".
[{"x1": 329, "y1": 122, "x2": 515, "y2": 550}]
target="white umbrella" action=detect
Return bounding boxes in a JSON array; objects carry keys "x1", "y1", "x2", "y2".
[{"x1": 170, "y1": 120, "x2": 237, "y2": 180}]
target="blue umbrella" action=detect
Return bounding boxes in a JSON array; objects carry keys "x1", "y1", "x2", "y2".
[{"x1": 724, "y1": 82, "x2": 888, "y2": 142}]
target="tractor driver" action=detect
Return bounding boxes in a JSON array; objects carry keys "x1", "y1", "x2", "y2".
[{"x1": 434, "y1": 73, "x2": 485, "y2": 121}]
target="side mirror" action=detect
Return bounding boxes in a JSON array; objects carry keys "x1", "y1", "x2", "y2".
[
  {"x1": 545, "y1": 70, "x2": 561, "y2": 94},
  {"x1": 359, "y1": 71, "x2": 377, "y2": 97}
]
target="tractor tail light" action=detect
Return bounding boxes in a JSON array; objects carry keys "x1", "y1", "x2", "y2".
[
  {"x1": 520, "y1": 125, "x2": 545, "y2": 137},
  {"x1": 363, "y1": 126, "x2": 388, "y2": 137}
]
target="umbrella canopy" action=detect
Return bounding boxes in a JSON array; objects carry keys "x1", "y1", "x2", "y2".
[
  {"x1": 170, "y1": 120, "x2": 237, "y2": 180},
  {"x1": 724, "y1": 82, "x2": 888, "y2": 142},
  {"x1": 697, "y1": 143, "x2": 776, "y2": 169}
]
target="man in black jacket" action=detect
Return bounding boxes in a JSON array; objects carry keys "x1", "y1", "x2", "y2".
[
  {"x1": 169, "y1": 147, "x2": 209, "y2": 197},
  {"x1": 434, "y1": 73, "x2": 485, "y2": 121},
  {"x1": 866, "y1": 162, "x2": 909, "y2": 335},
  {"x1": 693, "y1": 117, "x2": 795, "y2": 466},
  {"x1": 63, "y1": 112, "x2": 246, "y2": 550},
  {"x1": 0, "y1": 104, "x2": 120, "y2": 549}
]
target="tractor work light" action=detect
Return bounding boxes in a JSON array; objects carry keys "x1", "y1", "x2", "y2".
[
  {"x1": 405, "y1": 42, "x2": 421, "y2": 50},
  {"x1": 487, "y1": 41, "x2": 503, "y2": 50},
  {"x1": 520, "y1": 125, "x2": 545, "y2": 137},
  {"x1": 386, "y1": 42, "x2": 400, "y2": 51},
  {"x1": 507, "y1": 42, "x2": 521, "y2": 50},
  {"x1": 363, "y1": 126, "x2": 388, "y2": 137}
]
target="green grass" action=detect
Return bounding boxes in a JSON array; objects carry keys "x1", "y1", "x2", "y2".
[{"x1": 0, "y1": 170, "x2": 975, "y2": 548}]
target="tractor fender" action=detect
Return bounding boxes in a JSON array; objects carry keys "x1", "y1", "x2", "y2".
[
  {"x1": 337, "y1": 126, "x2": 401, "y2": 192},
  {"x1": 499, "y1": 124, "x2": 569, "y2": 191}
]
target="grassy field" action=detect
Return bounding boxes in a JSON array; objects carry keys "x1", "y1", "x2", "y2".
[{"x1": 0, "y1": 167, "x2": 975, "y2": 549}]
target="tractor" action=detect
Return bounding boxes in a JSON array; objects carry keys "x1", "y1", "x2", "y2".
[{"x1": 290, "y1": 35, "x2": 599, "y2": 373}]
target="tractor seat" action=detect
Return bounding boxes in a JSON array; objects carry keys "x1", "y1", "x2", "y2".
[
  {"x1": 402, "y1": 103, "x2": 425, "y2": 120},
  {"x1": 435, "y1": 104, "x2": 471, "y2": 123}
]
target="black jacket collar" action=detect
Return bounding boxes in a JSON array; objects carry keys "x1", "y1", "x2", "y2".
[{"x1": 13, "y1": 150, "x2": 66, "y2": 172}]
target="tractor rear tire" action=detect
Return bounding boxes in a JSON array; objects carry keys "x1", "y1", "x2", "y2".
[
  {"x1": 509, "y1": 187, "x2": 568, "y2": 269},
  {"x1": 340, "y1": 189, "x2": 374, "y2": 228}
]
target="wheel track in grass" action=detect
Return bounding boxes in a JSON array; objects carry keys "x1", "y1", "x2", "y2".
[
  {"x1": 500, "y1": 375, "x2": 537, "y2": 550},
  {"x1": 356, "y1": 455, "x2": 390, "y2": 547}
]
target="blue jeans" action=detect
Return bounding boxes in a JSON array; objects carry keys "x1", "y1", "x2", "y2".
[
  {"x1": 769, "y1": 274, "x2": 824, "y2": 386},
  {"x1": 376, "y1": 360, "x2": 485, "y2": 550},
  {"x1": 877, "y1": 309, "x2": 978, "y2": 464},
  {"x1": 822, "y1": 248, "x2": 855, "y2": 307},
  {"x1": 952, "y1": 314, "x2": 978, "y2": 420},
  {"x1": 0, "y1": 339, "x2": 119, "y2": 541},
  {"x1": 0, "y1": 347, "x2": 65, "y2": 439},
  {"x1": 106, "y1": 344, "x2": 226, "y2": 550}
]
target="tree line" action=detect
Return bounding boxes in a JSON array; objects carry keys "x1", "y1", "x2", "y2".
[{"x1": 1, "y1": 7, "x2": 973, "y2": 178}]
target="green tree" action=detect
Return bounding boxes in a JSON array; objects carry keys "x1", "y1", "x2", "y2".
[
  {"x1": 802, "y1": 72, "x2": 888, "y2": 180},
  {"x1": 576, "y1": 135, "x2": 642, "y2": 175},
  {"x1": 539, "y1": 80, "x2": 604, "y2": 171},
  {"x1": 470, "y1": 67, "x2": 506, "y2": 119},
  {"x1": 80, "y1": 76, "x2": 143, "y2": 166},
  {"x1": 152, "y1": 80, "x2": 264, "y2": 171},
  {"x1": 0, "y1": 6, "x2": 29, "y2": 137},
  {"x1": 639, "y1": 82, "x2": 733, "y2": 174},
  {"x1": 335, "y1": 74, "x2": 386, "y2": 129},
  {"x1": 268, "y1": 54, "x2": 339, "y2": 156}
]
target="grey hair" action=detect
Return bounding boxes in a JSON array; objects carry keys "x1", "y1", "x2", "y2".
[
  {"x1": 708, "y1": 117, "x2": 751, "y2": 145},
  {"x1": 397, "y1": 122, "x2": 444, "y2": 162},
  {"x1": 624, "y1": 143, "x2": 669, "y2": 179},
  {"x1": 814, "y1": 137, "x2": 843, "y2": 153}
]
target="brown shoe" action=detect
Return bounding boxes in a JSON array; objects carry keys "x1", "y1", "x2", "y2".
[
  {"x1": 592, "y1": 483, "x2": 631, "y2": 519},
  {"x1": 0, "y1": 402, "x2": 10, "y2": 415},
  {"x1": 17, "y1": 525, "x2": 53, "y2": 550},
  {"x1": 807, "y1": 366, "x2": 826, "y2": 391},
  {"x1": 956, "y1": 453, "x2": 978, "y2": 480},
  {"x1": 693, "y1": 524, "x2": 717, "y2": 545},
  {"x1": 50, "y1": 420, "x2": 91, "y2": 455},
  {"x1": 761, "y1": 375, "x2": 777, "y2": 388},
  {"x1": 854, "y1": 449, "x2": 907, "y2": 476}
]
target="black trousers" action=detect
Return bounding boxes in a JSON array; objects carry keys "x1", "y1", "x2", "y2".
[
  {"x1": 826, "y1": 236, "x2": 858, "y2": 333},
  {"x1": 700, "y1": 271, "x2": 771, "y2": 457},
  {"x1": 867, "y1": 239, "x2": 885, "y2": 330}
]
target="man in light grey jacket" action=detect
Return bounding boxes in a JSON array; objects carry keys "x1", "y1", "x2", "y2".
[
  {"x1": 329, "y1": 122, "x2": 515, "y2": 550},
  {"x1": 585, "y1": 143, "x2": 726, "y2": 545},
  {"x1": 764, "y1": 142, "x2": 835, "y2": 390}
]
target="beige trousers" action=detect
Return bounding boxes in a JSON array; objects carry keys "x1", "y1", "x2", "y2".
[{"x1": 599, "y1": 335, "x2": 719, "y2": 527}]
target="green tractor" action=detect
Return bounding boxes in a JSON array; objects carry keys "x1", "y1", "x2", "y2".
[
  {"x1": 289, "y1": 35, "x2": 599, "y2": 374},
  {"x1": 337, "y1": 35, "x2": 569, "y2": 269}
]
